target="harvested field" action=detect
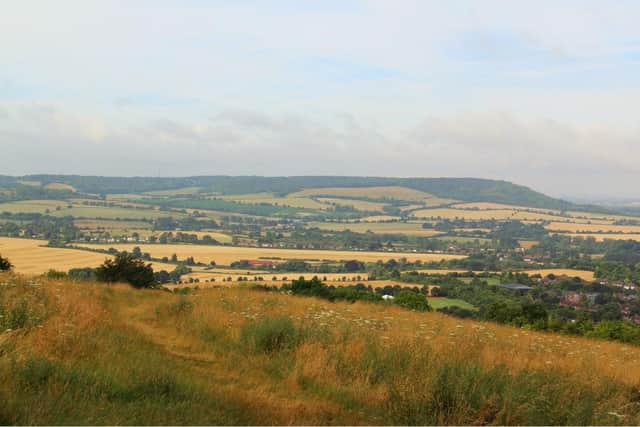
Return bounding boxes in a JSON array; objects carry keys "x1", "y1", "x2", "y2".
[
  {"x1": 521, "y1": 268, "x2": 595, "y2": 281},
  {"x1": 289, "y1": 186, "x2": 436, "y2": 201},
  {"x1": 44, "y1": 182, "x2": 76, "y2": 192},
  {"x1": 411, "y1": 207, "x2": 609, "y2": 223},
  {"x1": 308, "y1": 221, "x2": 443, "y2": 236},
  {"x1": 316, "y1": 197, "x2": 387, "y2": 212},
  {"x1": 545, "y1": 222, "x2": 640, "y2": 234},
  {"x1": 221, "y1": 193, "x2": 326, "y2": 209},
  {"x1": 74, "y1": 219, "x2": 152, "y2": 231},
  {"x1": 0, "y1": 237, "x2": 175, "y2": 275},
  {"x1": 0, "y1": 200, "x2": 69, "y2": 214},
  {"x1": 74, "y1": 243, "x2": 465, "y2": 265},
  {"x1": 143, "y1": 186, "x2": 204, "y2": 196},
  {"x1": 518, "y1": 240, "x2": 539, "y2": 249},
  {"x1": 557, "y1": 233, "x2": 640, "y2": 242},
  {"x1": 452, "y1": 202, "x2": 561, "y2": 215},
  {"x1": 358, "y1": 215, "x2": 401, "y2": 222}
]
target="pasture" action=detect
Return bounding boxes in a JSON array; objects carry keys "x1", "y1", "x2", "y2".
[
  {"x1": 428, "y1": 297, "x2": 477, "y2": 311},
  {"x1": 74, "y1": 242, "x2": 466, "y2": 265}
]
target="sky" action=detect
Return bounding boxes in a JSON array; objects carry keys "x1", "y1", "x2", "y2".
[{"x1": 1, "y1": 0, "x2": 640, "y2": 199}]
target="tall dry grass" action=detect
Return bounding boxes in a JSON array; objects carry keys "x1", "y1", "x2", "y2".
[{"x1": 1, "y1": 272, "x2": 640, "y2": 425}]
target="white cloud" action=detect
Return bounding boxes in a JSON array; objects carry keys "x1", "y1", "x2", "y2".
[
  {"x1": 2, "y1": 2, "x2": 640, "y2": 198},
  {"x1": 1, "y1": 102, "x2": 638, "y2": 197}
]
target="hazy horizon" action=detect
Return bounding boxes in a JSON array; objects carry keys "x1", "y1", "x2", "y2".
[{"x1": 2, "y1": 1, "x2": 640, "y2": 198}]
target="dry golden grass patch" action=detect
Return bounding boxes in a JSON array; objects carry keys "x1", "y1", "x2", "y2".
[
  {"x1": 119, "y1": 284, "x2": 640, "y2": 386},
  {"x1": 3, "y1": 275, "x2": 640, "y2": 424},
  {"x1": 75, "y1": 242, "x2": 465, "y2": 265}
]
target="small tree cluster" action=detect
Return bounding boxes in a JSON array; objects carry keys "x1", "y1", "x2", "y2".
[
  {"x1": 0, "y1": 254, "x2": 12, "y2": 271},
  {"x1": 96, "y1": 253, "x2": 156, "y2": 288}
]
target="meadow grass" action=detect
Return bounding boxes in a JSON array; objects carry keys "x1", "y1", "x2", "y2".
[{"x1": 1, "y1": 272, "x2": 640, "y2": 425}]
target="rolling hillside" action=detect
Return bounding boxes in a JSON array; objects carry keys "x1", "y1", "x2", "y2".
[
  {"x1": 1, "y1": 273, "x2": 640, "y2": 425},
  {"x1": 1, "y1": 175, "x2": 582, "y2": 211}
]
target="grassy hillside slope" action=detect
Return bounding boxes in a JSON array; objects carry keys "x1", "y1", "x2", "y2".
[
  {"x1": 8, "y1": 175, "x2": 579, "y2": 211},
  {"x1": 1, "y1": 273, "x2": 640, "y2": 425}
]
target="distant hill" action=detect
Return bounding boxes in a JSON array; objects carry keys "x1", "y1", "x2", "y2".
[{"x1": 1, "y1": 174, "x2": 588, "y2": 211}]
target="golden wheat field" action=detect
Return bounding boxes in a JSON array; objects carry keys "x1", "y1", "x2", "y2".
[
  {"x1": 289, "y1": 186, "x2": 436, "y2": 201},
  {"x1": 520, "y1": 268, "x2": 596, "y2": 281},
  {"x1": 557, "y1": 233, "x2": 640, "y2": 242},
  {"x1": 0, "y1": 237, "x2": 175, "y2": 275},
  {"x1": 451, "y1": 202, "x2": 562, "y2": 214},
  {"x1": 308, "y1": 221, "x2": 443, "y2": 236},
  {"x1": 545, "y1": 221, "x2": 640, "y2": 234},
  {"x1": 175, "y1": 271, "x2": 370, "y2": 284},
  {"x1": 410, "y1": 208, "x2": 557, "y2": 221},
  {"x1": 0, "y1": 200, "x2": 69, "y2": 214},
  {"x1": 43, "y1": 182, "x2": 76, "y2": 192},
  {"x1": 316, "y1": 197, "x2": 387, "y2": 212},
  {"x1": 74, "y1": 219, "x2": 152, "y2": 231},
  {"x1": 518, "y1": 240, "x2": 539, "y2": 249},
  {"x1": 74, "y1": 242, "x2": 465, "y2": 265},
  {"x1": 357, "y1": 215, "x2": 402, "y2": 222},
  {"x1": 411, "y1": 207, "x2": 618, "y2": 224},
  {"x1": 220, "y1": 193, "x2": 328, "y2": 209}
]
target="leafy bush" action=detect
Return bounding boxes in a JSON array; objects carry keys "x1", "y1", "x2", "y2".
[
  {"x1": 68, "y1": 267, "x2": 96, "y2": 281},
  {"x1": 241, "y1": 317, "x2": 299, "y2": 353},
  {"x1": 6, "y1": 299, "x2": 30, "y2": 329},
  {"x1": 46, "y1": 269, "x2": 67, "y2": 279},
  {"x1": 0, "y1": 254, "x2": 12, "y2": 271},
  {"x1": 168, "y1": 297, "x2": 193, "y2": 315},
  {"x1": 96, "y1": 253, "x2": 156, "y2": 288},
  {"x1": 18, "y1": 357, "x2": 58, "y2": 386},
  {"x1": 394, "y1": 290, "x2": 431, "y2": 311}
]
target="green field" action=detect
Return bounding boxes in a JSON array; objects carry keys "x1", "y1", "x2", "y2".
[{"x1": 428, "y1": 297, "x2": 477, "y2": 310}]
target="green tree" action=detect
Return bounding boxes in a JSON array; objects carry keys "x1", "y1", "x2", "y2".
[
  {"x1": 96, "y1": 254, "x2": 156, "y2": 288},
  {"x1": 394, "y1": 290, "x2": 431, "y2": 311}
]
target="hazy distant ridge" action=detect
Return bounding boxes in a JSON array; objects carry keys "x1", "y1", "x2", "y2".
[{"x1": 0, "y1": 175, "x2": 582, "y2": 211}]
